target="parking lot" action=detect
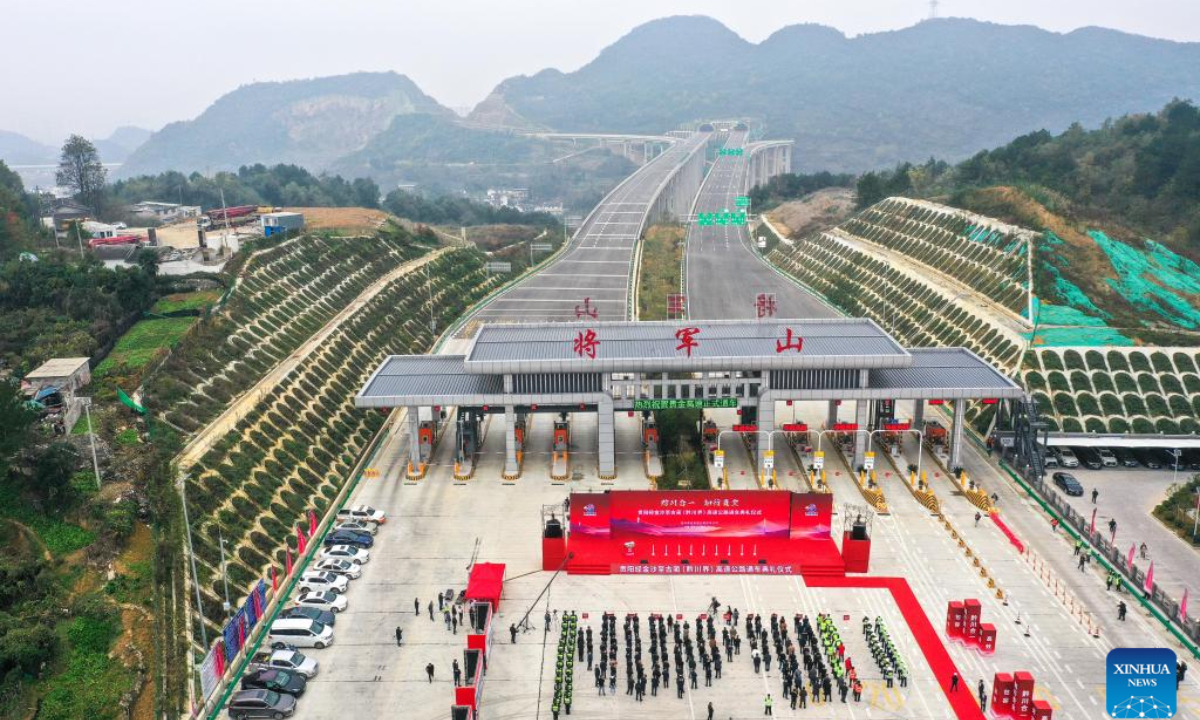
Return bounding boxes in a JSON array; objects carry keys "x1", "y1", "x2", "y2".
[{"x1": 1048, "y1": 462, "x2": 1199, "y2": 599}]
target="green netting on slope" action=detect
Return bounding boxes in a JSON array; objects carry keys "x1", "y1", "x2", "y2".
[
  {"x1": 1025, "y1": 300, "x2": 1133, "y2": 346},
  {"x1": 1035, "y1": 234, "x2": 1110, "y2": 320},
  {"x1": 1089, "y1": 230, "x2": 1200, "y2": 330}
]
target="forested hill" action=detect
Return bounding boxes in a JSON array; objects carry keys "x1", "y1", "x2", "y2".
[
  {"x1": 471, "y1": 16, "x2": 1200, "y2": 171},
  {"x1": 936, "y1": 100, "x2": 1200, "y2": 255},
  {"x1": 118, "y1": 72, "x2": 452, "y2": 178}
]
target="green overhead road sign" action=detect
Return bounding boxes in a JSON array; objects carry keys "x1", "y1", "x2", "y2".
[
  {"x1": 718, "y1": 148, "x2": 744, "y2": 157},
  {"x1": 696, "y1": 211, "x2": 748, "y2": 227},
  {"x1": 735, "y1": 196, "x2": 750, "y2": 207}
]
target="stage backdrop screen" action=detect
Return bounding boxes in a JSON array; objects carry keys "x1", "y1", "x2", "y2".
[{"x1": 607, "y1": 490, "x2": 792, "y2": 539}]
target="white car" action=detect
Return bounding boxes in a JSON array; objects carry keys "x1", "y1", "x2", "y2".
[
  {"x1": 314, "y1": 557, "x2": 362, "y2": 579},
  {"x1": 297, "y1": 570, "x2": 348, "y2": 595},
  {"x1": 320, "y1": 545, "x2": 370, "y2": 565},
  {"x1": 1054, "y1": 447, "x2": 1079, "y2": 468},
  {"x1": 250, "y1": 649, "x2": 319, "y2": 678},
  {"x1": 294, "y1": 590, "x2": 348, "y2": 613},
  {"x1": 1097, "y1": 448, "x2": 1119, "y2": 467},
  {"x1": 337, "y1": 505, "x2": 387, "y2": 525},
  {"x1": 333, "y1": 520, "x2": 378, "y2": 536}
]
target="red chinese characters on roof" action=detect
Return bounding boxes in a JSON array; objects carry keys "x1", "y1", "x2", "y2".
[
  {"x1": 573, "y1": 328, "x2": 600, "y2": 359},
  {"x1": 775, "y1": 328, "x2": 803, "y2": 354},
  {"x1": 675, "y1": 327, "x2": 700, "y2": 357}
]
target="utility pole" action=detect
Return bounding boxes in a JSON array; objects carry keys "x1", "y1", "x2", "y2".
[
  {"x1": 81, "y1": 397, "x2": 102, "y2": 489},
  {"x1": 425, "y1": 263, "x2": 436, "y2": 333},
  {"x1": 218, "y1": 526, "x2": 231, "y2": 615},
  {"x1": 180, "y1": 478, "x2": 209, "y2": 647},
  {"x1": 219, "y1": 186, "x2": 233, "y2": 255},
  {"x1": 75, "y1": 220, "x2": 84, "y2": 254}
]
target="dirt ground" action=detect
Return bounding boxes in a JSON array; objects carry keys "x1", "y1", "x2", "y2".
[
  {"x1": 767, "y1": 187, "x2": 855, "y2": 238},
  {"x1": 281, "y1": 206, "x2": 390, "y2": 232}
]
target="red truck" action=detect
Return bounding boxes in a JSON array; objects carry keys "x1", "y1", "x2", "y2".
[
  {"x1": 87, "y1": 234, "x2": 145, "y2": 248},
  {"x1": 201, "y1": 205, "x2": 258, "y2": 228}
]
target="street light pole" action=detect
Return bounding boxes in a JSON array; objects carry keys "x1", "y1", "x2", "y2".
[
  {"x1": 80, "y1": 397, "x2": 102, "y2": 489},
  {"x1": 180, "y1": 478, "x2": 209, "y2": 647},
  {"x1": 218, "y1": 526, "x2": 231, "y2": 615}
]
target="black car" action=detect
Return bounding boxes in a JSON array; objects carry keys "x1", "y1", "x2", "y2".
[
  {"x1": 226, "y1": 688, "x2": 296, "y2": 719},
  {"x1": 323, "y1": 529, "x2": 373, "y2": 548},
  {"x1": 241, "y1": 668, "x2": 307, "y2": 697},
  {"x1": 1181, "y1": 448, "x2": 1200, "y2": 471},
  {"x1": 280, "y1": 605, "x2": 335, "y2": 627},
  {"x1": 1073, "y1": 447, "x2": 1104, "y2": 471},
  {"x1": 1133, "y1": 448, "x2": 1163, "y2": 469},
  {"x1": 1052, "y1": 472, "x2": 1084, "y2": 496},
  {"x1": 1111, "y1": 447, "x2": 1140, "y2": 468}
]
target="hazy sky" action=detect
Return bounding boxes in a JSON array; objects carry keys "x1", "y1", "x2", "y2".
[{"x1": 3, "y1": 0, "x2": 1198, "y2": 144}]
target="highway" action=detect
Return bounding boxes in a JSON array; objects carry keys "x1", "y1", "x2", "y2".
[
  {"x1": 684, "y1": 131, "x2": 834, "y2": 321},
  {"x1": 468, "y1": 131, "x2": 709, "y2": 323}
]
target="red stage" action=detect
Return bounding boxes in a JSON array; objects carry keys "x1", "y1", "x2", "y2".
[
  {"x1": 465, "y1": 562, "x2": 505, "y2": 609},
  {"x1": 565, "y1": 490, "x2": 845, "y2": 578}
]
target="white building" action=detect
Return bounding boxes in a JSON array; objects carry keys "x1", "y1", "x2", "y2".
[{"x1": 128, "y1": 201, "x2": 201, "y2": 223}]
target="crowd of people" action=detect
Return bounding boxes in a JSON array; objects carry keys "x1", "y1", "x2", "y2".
[{"x1": 550, "y1": 599, "x2": 914, "y2": 714}]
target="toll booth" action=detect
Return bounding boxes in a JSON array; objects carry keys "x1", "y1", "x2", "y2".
[
  {"x1": 417, "y1": 406, "x2": 441, "y2": 464},
  {"x1": 923, "y1": 420, "x2": 948, "y2": 458},
  {"x1": 642, "y1": 414, "x2": 664, "y2": 479},
  {"x1": 701, "y1": 419, "x2": 719, "y2": 450},
  {"x1": 454, "y1": 408, "x2": 484, "y2": 479},
  {"x1": 551, "y1": 413, "x2": 570, "y2": 480}
]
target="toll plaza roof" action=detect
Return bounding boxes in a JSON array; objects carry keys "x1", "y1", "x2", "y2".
[
  {"x1": 463, "y1": 318, "x2": 908, "y2": 374},
  {"x1": 864, "y1": 349, "x2": 1023, "y2": 400}
]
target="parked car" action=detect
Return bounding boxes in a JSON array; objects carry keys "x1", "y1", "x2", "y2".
[
  {"x1": 1073, "y1": 447, "x2": 1104, "y2": 471},
  {"x1": 292, "y1": 590, "x2": 347, "y2": 614},
  {"x1": 1096, "y1": 448, "x2": 1119, "y2": 468},
  {"x1": 266, "y1": 618, "x2": 334, "y2": 650},
  {"x1": 333, "y1": 520, "x2": 378, "y2": 536},
  {"x1": 280, "y1": 604, "x2": 337, "y2": 626},
  {"x1": 241, "y1": 668, "x2": 307, "y2": 697},
  {"x1": 1111, "y1": 447, "x2": 1140, "y2": 468},
  {"x1": 1053, "y1": 447, "x2": 1079, "y2": 468},
  {"x1": 1133, "y1": 448, "x2": 1164, "y2": 469},
  {"x1": 1040, "y1": 446, "x2": 1059, "y2": 468},
  {"x1": 1181, "y1": 448, "x2": 1200, "y2": 471},
  {"x1": 1053, "y1": 472, "x2": 1084, "y2": 496},
  {"x1": 323, "y1": 529, "x2": 373, "y2": 549},
  {"x1": 248, "y1": 649, "x2": 319, "y2": 679},
  {"x1": 337, "y1": 504, "x2": 387, "y2": 525},
  {"x1": 296, "y1": 571, "x2": 348, "y2": 595},
  {"x1": 314, "y1": 557, "x2": 362, "y2": 579},
  {"x1": 319, "y1": 545, "x2": 370, "y2": 564},
  {"x1": 226, "y1": 688, "x2": 296, "y2": 719}
]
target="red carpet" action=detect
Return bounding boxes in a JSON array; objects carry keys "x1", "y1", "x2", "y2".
[
  {"x1": 989, "y1": 512, "x2": 1026, "y2": 554},
  {"x1": 805, "y1": 576, "x2": 987, "y2": 720}
]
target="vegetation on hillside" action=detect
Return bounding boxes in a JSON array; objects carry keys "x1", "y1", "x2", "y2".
[
  {"x1": 637, "y1": 224, "x2": 685, "y2": 321},
  {"x1": 747, "y1": 171, "x2": 854, "y2": 211},
  {"x1": 110, "y1": 164, "x2": 381, "y2": 215},
  {"x1": 383, "y1": 188, "x2": 559, "y2": 227},
  {"x1": 479, "y1": 16, "x2": 1200, "y2": 171}
]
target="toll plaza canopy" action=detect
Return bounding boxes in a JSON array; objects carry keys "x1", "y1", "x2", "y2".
[{"x1": 355, "y1": 318, "x2": 1023, "y2": 477}]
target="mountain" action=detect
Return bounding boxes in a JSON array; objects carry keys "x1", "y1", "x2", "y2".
[
  {"x1": 118, "y1": 72, "x2": 452, "y2": 177},
  {"x1": 0, "y1": 130, "x2": 55, "y2": 166},
  {"x1": 94, "y1": 126, "x2": 153, "y2": 162},
  {"x1": 471, "y1": 16, "x2": 1200, "y2": 171}
]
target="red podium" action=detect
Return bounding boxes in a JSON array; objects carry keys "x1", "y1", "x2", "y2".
[
  {"x1": 992, "y1": 673, "x2": 1014, "y2": 715},
  {"x1": 1032, "y1": 700, "x2": 1053, "y2": 719},
  {"x1": 542, "y1": 536, "x2": 566, "y2": 571},
  {"x1": 963, "y1": 598, "x2": 982, "y2": 645},
  {"x1": 841, "y1": 531, "x2": 871, "y2": 572},
  {"x1": 946, "y1": 601, "x2": 964, "y2": 638},
  {"x1": 979, "y1": 623, "x2": 997, "y2": 654},
  {"x1": 1013, "y1": 671, "x2": 1036, "y2": 719}
]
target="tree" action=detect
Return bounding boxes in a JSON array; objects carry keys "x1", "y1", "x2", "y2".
[
  {"x1": 0, "y1": 380, "x2": 36, "y2": 476},
  {"x1": 855, "y1": 172, "x2": 886, "y2": 209},
  {"x1": 55, "y1": 135, "x2": 107, "y2": 214}
]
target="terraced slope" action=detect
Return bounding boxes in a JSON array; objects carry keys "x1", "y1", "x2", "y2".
[
  {"x1": 147, "y1": 229, "x2": 425, "y2": 434},
  {"x1": 768, "y1": 197, "x2": 1198, "y2": 435},
  {"x1": 180, "y1": 246, "x2": 500, "y2": 633}
]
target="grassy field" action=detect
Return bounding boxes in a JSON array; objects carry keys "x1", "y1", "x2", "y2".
[
  {"x1": 150, "y1": 289, "x2": 222, "y2": 314},
  {"x1": 637, "y1": 224, "x2": 685, "y2": 321},
  {"x1": 95, "y1": 316, "x2": 197, "y2": 375}
]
